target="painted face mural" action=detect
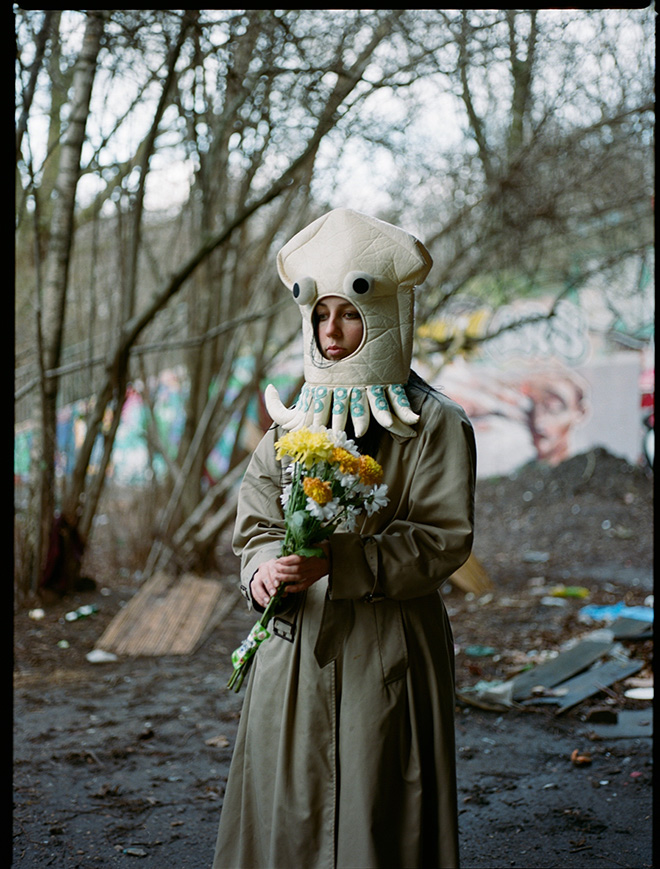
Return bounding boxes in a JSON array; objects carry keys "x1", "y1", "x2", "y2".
[{"x1": 265, "y1": 208, "x2": 433, "y2": 438}]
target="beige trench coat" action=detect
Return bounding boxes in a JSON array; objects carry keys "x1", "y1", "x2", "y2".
[{"x1": 213, "y1": 372, "x2": 476, "y2": 869}]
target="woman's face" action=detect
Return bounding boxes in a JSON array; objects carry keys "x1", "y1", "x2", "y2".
[
  {"x1": 314, "y1": 296, "x2": 364, "y2": 360},
  {"x1": 523, "y1": 377, "x2": 586, "y2": 464}
]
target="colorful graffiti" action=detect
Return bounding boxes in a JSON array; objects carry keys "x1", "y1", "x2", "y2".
[
  {"x1": 14, "y1": 361, "x2": 262, "y2": 487},
  {"x1": 416, "y1": 293, "x2": 652, "y2": 477},
  {"x1": 14, "y1": 310, "x2": 653, "y2": 485},
  {"x1": 430, "y1": 358, "x2": 592, "y2": 477}
]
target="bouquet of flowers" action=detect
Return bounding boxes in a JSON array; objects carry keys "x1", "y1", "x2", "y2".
[{"x1": 227, "y1": 425, "x2": 389, "y2": 691}]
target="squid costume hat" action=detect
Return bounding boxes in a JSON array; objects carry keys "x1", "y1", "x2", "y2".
[{"x1": 265, "y1": 208, "x2": 433, "y2": 439}]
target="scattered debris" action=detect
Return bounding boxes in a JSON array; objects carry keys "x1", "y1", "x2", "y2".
[
  {"x1": 540, "y1": 596, "x2": 569, "y2": 607},
  {"x1": 521, "y1": 550, "x2": 550, "y2": 563},
  {"x1": 464, "y1": 645, "x2": 497, "y2": 658},
  {"x1": 586, "y1": 709, "x2": 653, "y2": 740},
  {"x1": 86, "y1": 649, "x2": 118, "y2": 664},
  {"x1": 457, "y1": 679, "x2": 515, "y2": 711},
  {"x1": 205, "y1": 734, "x2": 230, "y2": 748},
  {"x1": 510, "y1": 632, "x2": 616, "y2": 702},
  {"x1": 458, "y1": 610, "x2": 651, "y2": 717},
  {"x1": 570, "y1": 748, "x2": 592, "y2": 766},
  {"x1": 122, "y1": 847, "x2": 147, "y2": 857},
  {"x1": 525, "y1": 656, "x2": 644, "y2": 715},
  {"x1": 64, "y1": 604, "x2": 99, "y2": 622},
  {"x1": 624, "y1": 686, "x2": 653, "y2": 700},
  {"x1": 624, "y1": 675, "x2": 653, "y2": 688},
  {"x1": 578, "y1": 601, "x2": 654, "y2": 625},
  {"x1": 549, "y1": 585, "x2": 590, "y2": 599},
  {"x1": 94, "y1": 572, "x2": 235, "y2": 657},
  {"x1": 610, "y1": 617, "x2": 653, "y2": 640},
  {"x1": 449, "y1": 553, "x2": 493, "y2": 594}
]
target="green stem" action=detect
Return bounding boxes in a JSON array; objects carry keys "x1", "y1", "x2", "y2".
[{"x1": 227, "y1": 487, "x2": 331, "y2": 692}]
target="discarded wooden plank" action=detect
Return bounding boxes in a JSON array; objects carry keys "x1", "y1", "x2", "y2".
[
  {"x1": 94, "y1": 572, "x2": 170, "y2": 651},
  {"x1": 168, "y1": 576, "x2": 222, "y2": 655},
  {"x1": 126, "y1": 580, "x2": 192, "y2": 656},
  {"x1": 610, "y1": 616, "x2": 653, "y2": 641},
  {"x1": 587, "y1": 708, "x2": 653, "y2": 739},
  {"x1": 94, "y1": 573, "x2": 229, "y2": 657},
  {"x1": 450, "y1": 553, "x2": 493, "y2": 595},
  {"x1": 195, "y1": 579, "x2": 240, "y2": 649},
  {"x1": 551, "y1": 657, "x2": 644, "y2": 715},
  {"x1": 510, "y1": 637, "x2": 614, "y2": 702}
]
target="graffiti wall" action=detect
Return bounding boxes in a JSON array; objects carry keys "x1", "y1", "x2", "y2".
[
  {"x1": 428, "y1": 352, "x2": 647, "y2": 478},
  {"x1": 14, "y1": 362, "x2": 260, "y2": 488},
  {"x1": 417, "y1": 296, "x2": 653, "y2": 478},
  {"x1": 14, "y1": 296, "x2": 654, "y2": 486}
]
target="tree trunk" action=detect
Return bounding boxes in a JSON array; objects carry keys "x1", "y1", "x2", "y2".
[
  {"x1": 37, "y1": 11, "x2": 105, "y2": 595},
  {"x1": 34, "y1": 9, "x2": 411, "y2": 595}
]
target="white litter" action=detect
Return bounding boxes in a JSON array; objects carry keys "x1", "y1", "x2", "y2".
[{"x1": 86, "y1": 648, "x2": 118, "y2": 664}]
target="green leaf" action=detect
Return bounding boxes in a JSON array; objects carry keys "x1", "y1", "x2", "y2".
[
  {"x1": 314, "y1": 525, "x2": 336, "y2": 540},
  {"x1": 295, "y1": 546, "x2": 325, "y2": 558},
  {"x1": 290, "y1": 510, "x2": 308, "y2": 529}
]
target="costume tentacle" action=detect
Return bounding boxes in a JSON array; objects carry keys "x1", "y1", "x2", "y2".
[{"x1": 266, "y1": 381, "x2": 417, "y2": 438}]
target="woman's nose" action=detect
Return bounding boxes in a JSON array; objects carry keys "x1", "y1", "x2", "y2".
[{"x1": 325, "y1": 314, "x2": 341, "y2": 335}]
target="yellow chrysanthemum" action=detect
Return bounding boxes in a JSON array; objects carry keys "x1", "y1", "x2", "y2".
[
  {"x1": 358, "y1": 455, "x2": 384, "y2": 486},
  {"x1": 331, "y1": 447, "x2": 359, "y2": 476},
  {"x1": 303, "y1": 477, "x2": 333, "y2": 505},
  {"x1": 275, "y1": 428, "x2": 335, "y2": 468}
]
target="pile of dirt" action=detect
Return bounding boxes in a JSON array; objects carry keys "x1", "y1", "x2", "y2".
[
  {"x1": 472, "y1": 446, "x2": 652, "y2": 582},
  {"x1": 446, "y1": 447, "x2": 653, "y2": 701}
]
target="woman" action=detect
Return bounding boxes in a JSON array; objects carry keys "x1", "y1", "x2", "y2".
[{"x1": 213, "y1": 208, "x2": 476, "y2": 869}]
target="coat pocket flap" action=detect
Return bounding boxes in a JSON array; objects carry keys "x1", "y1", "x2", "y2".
[{"x1": 373, "y1": 600, "x2": 408, "y2": 684}]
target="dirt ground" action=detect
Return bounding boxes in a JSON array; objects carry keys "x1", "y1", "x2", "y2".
[{"x1": 13, "y1": 447, "x2": 653, "y2": 868}]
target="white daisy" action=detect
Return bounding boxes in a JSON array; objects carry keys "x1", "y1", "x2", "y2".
[
  {"x1": 306, "y1": 497, "x2": 340, "y2": 522},
  {"x1": 341, "y1": 504, "x2": 361, "y2": 531},
  {"x1": 365, "y1": 484, "x2": 389, "y2": 516},
  {"x1": 329, "y1": 429, "x2": 359, "y2": 456},
  {"x1": 280, "y1": 483, "x2": 292, "y2": 507}
]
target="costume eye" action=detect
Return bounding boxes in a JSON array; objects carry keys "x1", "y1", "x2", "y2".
[
  {"x1": 291, "y1": 276, "x2": 317, "y2": 306},
  {"x1": 343, "y1": 271, "x2": 374, "y2": 299}
]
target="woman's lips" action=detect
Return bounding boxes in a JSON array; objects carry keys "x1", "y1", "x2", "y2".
[{"x1": 325, "y1": 345, "x2": 347, "y2": 359}]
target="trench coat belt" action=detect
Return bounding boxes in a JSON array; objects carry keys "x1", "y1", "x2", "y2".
[{"x1": 313, "y1": 596, "x2": 352, "y2": 668}]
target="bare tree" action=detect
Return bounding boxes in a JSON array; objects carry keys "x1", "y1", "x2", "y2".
[
  {"x1": 14, "y1": 9, "x2": 423, "y2": 595},
  {"x1": 15, "y1": 9, "x2": 654, "y2": 599},
  {"x1": 30, "y1": 11, "x2": 106, "y2": 595},
  {"x1": 380, "y1": 10, "x2": 654, "y2": 334}
]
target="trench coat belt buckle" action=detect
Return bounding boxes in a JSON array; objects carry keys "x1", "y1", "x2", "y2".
[{"x1": 363, "y1": 592, "x2": 386, "y2": 603}]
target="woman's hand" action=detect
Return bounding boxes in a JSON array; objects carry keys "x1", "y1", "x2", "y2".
[{"x1": 250, "y1": 542, "x2": 330, "y2": 609}]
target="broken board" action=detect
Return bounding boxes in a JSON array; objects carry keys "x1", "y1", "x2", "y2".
[
  {"x1": 522, "y1": 657, "x2": 645, "y2": 715},
  {"x1": 449, "y1": 553, "x2": 493, "y2": 595},
  {"x1": 510, "y1": 637, "x2": 614, "y2": 702},
  {"x1": 610, "y1": 616, "x2": 653, "y2": 641},
  {"x1": 587, "y1": 708, "x2": 653, "y2": 739},
  {"x1": 94, "y1": 572, "x2": 235, "y2": 657}
]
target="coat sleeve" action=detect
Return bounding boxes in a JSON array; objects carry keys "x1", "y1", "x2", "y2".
[
  {"x1": 328, "y1": 395, "x2": 476, "y2": 602},
  {"x1": 231, "y1": 427, "x2": 288, "y2": 611}
]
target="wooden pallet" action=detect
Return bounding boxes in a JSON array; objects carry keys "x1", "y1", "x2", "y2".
[
  {"x1": 449, "y1": 553, "x2": 493, "y2": 595},
  {"x1": 94, "y1": 572, "x2": 234, "y2": 657}
]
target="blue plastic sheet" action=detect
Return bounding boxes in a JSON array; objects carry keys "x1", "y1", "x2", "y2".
[{"x1": 579, "y1": 601, "x2": 654, "y2": 623}]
